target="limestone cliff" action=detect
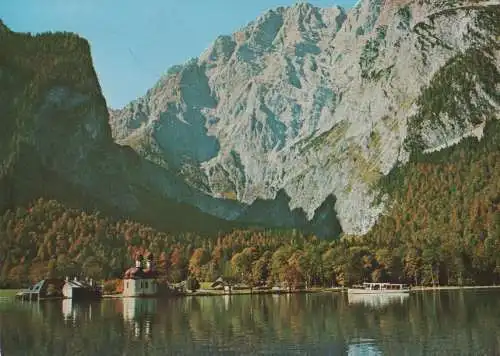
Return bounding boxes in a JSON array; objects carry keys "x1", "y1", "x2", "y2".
[{"x1": 109, "y1": 0, "x2": 500, "y2": 235}]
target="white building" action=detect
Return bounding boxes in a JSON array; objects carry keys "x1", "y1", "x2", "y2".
[
  {"x1": 123, "y1": 278, "x2": 158, "y2": 297},
  {"x1": 62, "y1": 277, "x2": 99, "y2": 299},
  {"x1": 123, "y1": 254, "x2": 159, "y2": 297}
]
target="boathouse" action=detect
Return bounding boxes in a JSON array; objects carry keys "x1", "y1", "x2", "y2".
[
  {"x1": 123, "y1": 254, "x2": 158, "y2": 297},
  {"x1": 62, "y1": 277, "x2": 101, "y2": 300}
]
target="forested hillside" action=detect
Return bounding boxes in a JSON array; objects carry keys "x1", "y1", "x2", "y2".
[
  {"x1": 2, "y1": 114, "x2": 499, "y2": 291},
  {"x1": 0, "y1": 21, "x2": 240, "y2": 235}
]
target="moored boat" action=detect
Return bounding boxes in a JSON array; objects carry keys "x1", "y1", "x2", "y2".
[
  {"x1": 348, "y1": 282, "x2": 410, "y2": 295},
  {"x1": 348, "y1": 292, "x2": 409, "y2": 308}
]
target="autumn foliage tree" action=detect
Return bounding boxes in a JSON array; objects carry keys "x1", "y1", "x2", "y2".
[{"x1": 0, "y1": 119, "x2": 499, "y2": 289}]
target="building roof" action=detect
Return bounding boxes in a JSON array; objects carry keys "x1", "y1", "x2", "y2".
[
  {"x1": 64, "y1": 280, "x2": 91, "y2": 289},
  {"x1": 27, "y1": 280, "x2": 45, "y2": 293},
  {"x1": 21, "y1": 279, "x2": 65, "y2": 296},
  {"x1": 123, "y1": 267, "x2": 157, "y2": 280},
  {"x1": 211, "y1": 276, "x2": 234, "y2": 288}
]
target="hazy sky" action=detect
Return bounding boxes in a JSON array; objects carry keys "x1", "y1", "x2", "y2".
[{"x1": 1, "y1": 0, "x2": 357, "y2": 108}]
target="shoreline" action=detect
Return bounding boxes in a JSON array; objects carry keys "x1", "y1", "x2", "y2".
[
  {"x1": 4, "y1": 284, "x2": 500, "y2": 301},
  {"x1": 102, "y1": 287, "x2": 345, "y2": 299},
  {"x1": 94, "y1": 285, "x2": 500, "y2": 298},
  {"x1": 186, "y1": 287, "x2": 345, "y2": 297},
  {"x1": 410, "y1": 285, "x2": 500, "y2": 291}
]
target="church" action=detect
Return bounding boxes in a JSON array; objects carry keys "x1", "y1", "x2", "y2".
[{"x1": 123, "y1": 253, "x2": 158, "y2": 297}]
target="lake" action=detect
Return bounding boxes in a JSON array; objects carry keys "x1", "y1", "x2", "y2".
[{"x1": 0, "y1": 290, "x2": 499, "y2": 355}]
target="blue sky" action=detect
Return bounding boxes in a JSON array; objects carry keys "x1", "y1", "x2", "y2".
[{"x1": 1, "y1": 0, "x2": 356, "y2": 108}]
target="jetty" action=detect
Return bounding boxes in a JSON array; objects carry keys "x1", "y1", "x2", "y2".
[{"x1": 15, "y1": 279, "x2": 65, "y2": 301}]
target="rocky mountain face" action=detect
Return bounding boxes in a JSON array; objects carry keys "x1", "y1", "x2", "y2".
[{"x1": 109, "y1": 0, "x2": 500, "y2": 236}]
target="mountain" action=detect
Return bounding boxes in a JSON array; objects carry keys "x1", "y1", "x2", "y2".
[
  {"x1": 109, "y1": 0, "x2": 500, "y2": 236},
  {"x1": 0, "y1": 20, "x2": 243, "y2": 234}
]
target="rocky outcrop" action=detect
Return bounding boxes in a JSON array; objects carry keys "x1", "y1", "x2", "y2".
[
  {"x1": 0, "y1": 26, "x2": 241, "y2": 233},
  {"x1": 109, "y1": 0, "x2": 500, "y2": 236}
]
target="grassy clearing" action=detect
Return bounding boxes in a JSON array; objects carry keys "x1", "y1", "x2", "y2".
[
  {"x1": 301, "y1": 121, "x2": 349, "y2": 153},
  {"x1": 0, "y1": 289, "x2": 20, "y2": 298},
  {"x1": 199, "y1": 282, "x2": 214, "y2": 290},
  {"x1": 348, "y1": 144, "x2": 382, "y2": 186},
  {"x1": 220, "y1": 191, "x2": 238, "y2": 200}
]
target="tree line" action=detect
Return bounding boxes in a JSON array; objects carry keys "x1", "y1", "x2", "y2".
[{"x1": 1, "y1": 116, "x2": 499, "y2": 288}]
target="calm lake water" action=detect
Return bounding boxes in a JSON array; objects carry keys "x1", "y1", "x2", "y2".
[{"x1": 1, "y1": 290, "x2": 499, "y2": 355}]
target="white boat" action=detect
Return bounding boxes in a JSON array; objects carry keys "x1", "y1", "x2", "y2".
[
  {"x1": 348, "y1": 293, "x2": 409, "y2": 308},
  {"x1": 347, "y1": 282, "x2": 411, "y2": 295}
]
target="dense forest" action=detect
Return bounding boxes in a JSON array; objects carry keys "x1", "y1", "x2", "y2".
[{"x1": 1, "y1": 118, "x2": 499, "y2": 288}]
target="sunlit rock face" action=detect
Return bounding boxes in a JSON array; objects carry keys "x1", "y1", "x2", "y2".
[{"x1": 110, "y1": 0, "x2": 500, "y2": 236}]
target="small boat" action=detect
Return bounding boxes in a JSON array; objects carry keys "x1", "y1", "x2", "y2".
[{"x1": 348, "y1": 282, "x2": 410, "y2": 295}]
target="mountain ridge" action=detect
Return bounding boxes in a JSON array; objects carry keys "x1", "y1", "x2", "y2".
[
  {"x1": 109, "y1": 0, "x2": 500, "y2": 236},
  {"x1": 0, "y1": 20, "x2": 346, "y2": 237}
]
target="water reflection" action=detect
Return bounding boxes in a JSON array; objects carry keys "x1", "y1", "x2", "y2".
[
  {"x1": 222, "y1": 293, "x2": 231, "y2": 311},
  {"x1": 0, "y1": 290, "x2": 499, "y2": 355},
  {"x1": 60, "y1": 299, "x2": 95, "y2": 325},
  {"x1": 347, "y1": 339, "x2": 382, "y2": 355},
  {"x1": 122, "y1": 298, "x2": 157, "y2": 340},
  {"x1": 347, "y1": 293, "x2": 410, "y2": 309},
  {"x1": 122, "y1": 297, "x2": 157, "y2": 321},
  {"x1": 61, "y1": 299, "x2": 73, "y2": 320}
]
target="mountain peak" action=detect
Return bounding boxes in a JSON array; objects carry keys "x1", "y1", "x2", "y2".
[
  {"x1": 109, "y1": 1, "x2": 500, "y2": 236},
  {"x1": 292, "y1": 1, "x2": 314, "y2": 9}
]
